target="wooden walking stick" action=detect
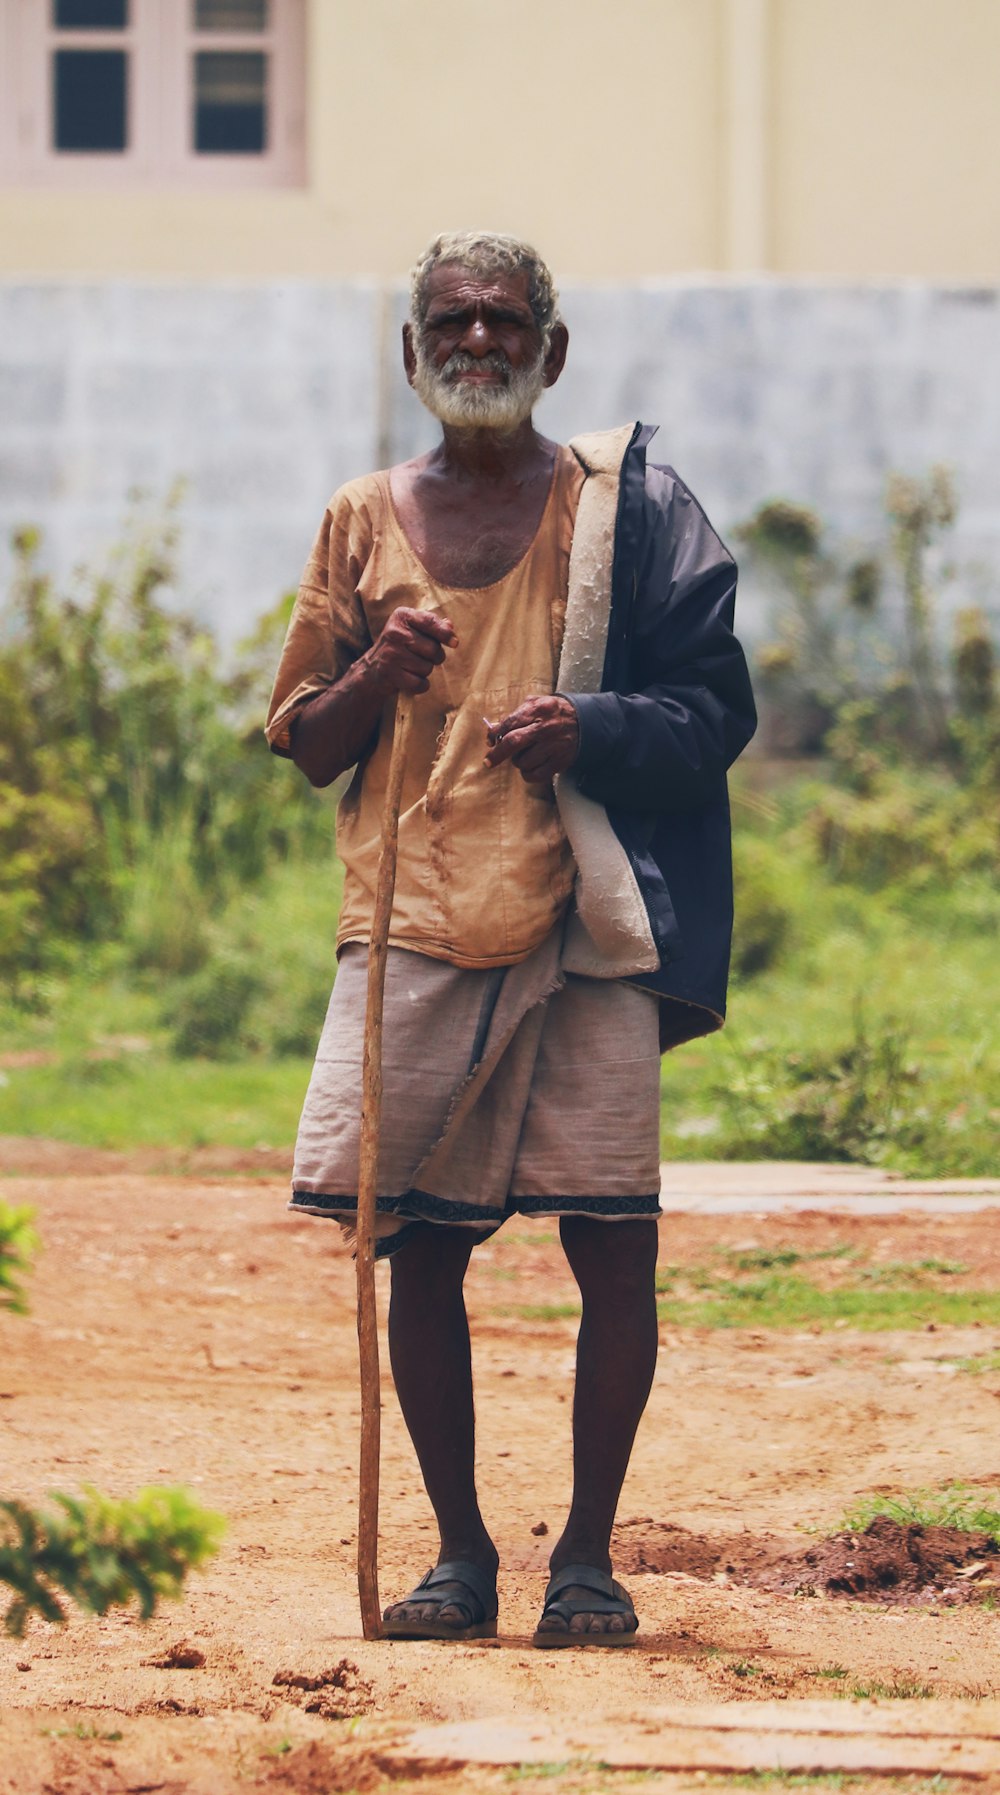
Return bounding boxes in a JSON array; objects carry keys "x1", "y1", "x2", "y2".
[{"x1": 356, "y1": 690, "x2": 414, "y2": 1641}]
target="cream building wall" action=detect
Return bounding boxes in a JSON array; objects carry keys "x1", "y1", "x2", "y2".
[{"x1": 1, "y1": 0, "x2": 999, "y2": 281}]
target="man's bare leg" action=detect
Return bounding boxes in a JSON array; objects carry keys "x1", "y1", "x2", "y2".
[
  {"x1": 384, "y1": 1222, "x2": 499, "y2": 1629},
  {"x1": 536, "y1": 1214, "x2": 659, "y2": 1638}
]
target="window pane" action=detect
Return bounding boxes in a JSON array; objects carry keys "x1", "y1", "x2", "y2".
[
  {"x1": 194, "y1": 50, "x2": 266, "y2": 153},
  {"x1": 54, "y1": 0, "x2": 128, "y2": 27},
  {"x1": 54, "y1": 48, "x2": 127, "y2": 151},
  {"x1": 194, "y1": 0, "x2": 267, "y2": 30}
]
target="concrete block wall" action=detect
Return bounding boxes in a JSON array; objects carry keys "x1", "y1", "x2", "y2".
[{"x1": 1, "y1": 279, "x2": 998, "y2": 648}]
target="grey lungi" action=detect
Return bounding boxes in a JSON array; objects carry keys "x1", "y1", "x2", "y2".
[{"x1": 289, "y1": 927, "x2": 662, "y2": 1255}]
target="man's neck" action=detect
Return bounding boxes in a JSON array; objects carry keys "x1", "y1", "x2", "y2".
[{"x1": 433, "y1": 418, "x2": 549, "y2": 482}]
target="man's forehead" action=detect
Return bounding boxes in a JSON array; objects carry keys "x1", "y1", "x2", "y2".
[{"x1": 423, "y1": 262, "x2": 534, "y2": 315}]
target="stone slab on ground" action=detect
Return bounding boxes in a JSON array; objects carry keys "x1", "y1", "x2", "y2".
[
  {"x1": 659, "y1": 1160, "x2": 1000, "y2": 1213},
  {"x1": 385, "y1": 1698, "x2": 1000, "y2": 1780}
]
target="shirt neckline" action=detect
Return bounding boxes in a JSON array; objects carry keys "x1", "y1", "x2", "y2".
[{"x1": 382, "y1": 450, "x2": 563, "y2": 593}]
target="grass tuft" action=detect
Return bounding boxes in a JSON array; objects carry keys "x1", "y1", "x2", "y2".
[
  {"x1": 840, "y1": 1483, "x2": 1000, "y2": 1538},
  {"x1": 842, "y1": 1677, "x2": 935, "y2": 1700}
]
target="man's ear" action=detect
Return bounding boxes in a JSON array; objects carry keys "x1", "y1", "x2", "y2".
[
  {"x1": 542, "y1": 322, "x2": 569, "y2": 389},
  {"x1": 402, "y1": 320, "x2": 417, "y2": 388}
]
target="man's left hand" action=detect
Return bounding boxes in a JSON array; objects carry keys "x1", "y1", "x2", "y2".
[{"x1": 484, "y1": 694, "x2": 580, "y2": 785}]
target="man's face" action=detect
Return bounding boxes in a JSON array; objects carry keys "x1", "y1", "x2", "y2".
[{"x1": 405, "y1": 263, "x2": 564, "y2": 430}]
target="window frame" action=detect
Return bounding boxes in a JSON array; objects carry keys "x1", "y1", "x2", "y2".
[{"x1": 0, "y1": 0, "x2": 306, "y2": 187}]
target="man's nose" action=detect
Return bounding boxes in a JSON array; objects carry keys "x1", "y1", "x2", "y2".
[{"x1": 459, "y1": 317, "x2": 493, "y2": 356}]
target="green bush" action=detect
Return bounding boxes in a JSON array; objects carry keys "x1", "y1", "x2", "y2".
[
  {"x1": 0, "y1": 1204, "x2": 38, "y2": 1316},
  {"x1": 0, "y1": 514, "x2": 328, "y2": 994},
  {"x1": 738, "y1": 467, "x2": 1000, "y2": 771},
  {"x1": 804, "y1": 771, "x2": 997, "y2": 892},
  {"x1": 731, "y1": 834, "x2": 794, "y2": 977},
  {"x1": 167, "y1": 952, "x2": 266, "y2": 1059},
  {"x1": 716, "y1": 1018, "x2": 925, "y2": 1165},
  {"x1": 1, "y1": 1485, "x2": 224, "y2": 1637},
  {"x1": 161, "y1": 860, "x2": 341, "y2": 1059}
]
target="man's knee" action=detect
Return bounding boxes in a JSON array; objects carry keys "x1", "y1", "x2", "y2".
[
  {"x1": 560, "y1": 1215, "x2": 658, "y2": 1300},
  {"x1": 389, "y1": 1222, "x2": 476, "y2": 1295}
]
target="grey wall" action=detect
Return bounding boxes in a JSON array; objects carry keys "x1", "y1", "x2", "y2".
[{"x1": 2, "y1": 279, "x2": 998, "y2": 647}]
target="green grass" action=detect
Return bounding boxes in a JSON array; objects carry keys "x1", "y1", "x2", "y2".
[
  {"x1": 656, "y1": 1269, "x2": 1000, "y2": 1332},
  {"x1": 0, "y1": 1050, "x2": 309, "y2": 1153},
  {"x1": 495, "y1": 1303, "x2": 581, "y2": 1323},
  {"x1": 840, "y1": 1484, "x2": 1000, "y2": 1537},
  {"x1": 952, "y1": 1350, "x2": 1000, "y2": 1376},
  {"x1": 661, "y1": 790, "x2": 999, "y2": 1178},
  {"x1": 0, "y1": 774, "x2": 996, "y2": 1172},
  {"x1": 715, "y1": 1778, "x2": 891, "y2": 1792},
  {"x1": 40, "y1": 1723, "x2": 124, "y2": 1742},
  {"x1": 0, "y1": 858, "x2": 337, "y2": 1152},
  {"x1": 841, "y1": 1678, "x2": 935, "y2": 1701}
]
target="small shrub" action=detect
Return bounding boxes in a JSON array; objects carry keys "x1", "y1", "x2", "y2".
[
  {"x1": 716, "y1": 1019, "x2": 924, "y2": 1164},
  {"x1": 0, "y1": 516, "x2": 328, "y2": 997},
  {"x1": 731, "y1": 835, "x2": 794, "y2": 977},
  {"x1": 166, "y1": 953, "x2": 265, "y2": 1059},
  {"x1": 160, "y1": 859, "x2": 341, "y2": 1060},
  {"x1": 0, "y1": 1204, "x2": 38, "y2": 1315},
  {"x1": 803, "y1": 770, "x2": 997, "y2": 891},
  {"x1": 0, "y1": 1485, "x2": 224, "y2": 1637}
]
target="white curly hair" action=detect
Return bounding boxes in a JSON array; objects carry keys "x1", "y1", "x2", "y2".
[{"x1": 409, "y1": 231, "x2": 561, "y2": 348}]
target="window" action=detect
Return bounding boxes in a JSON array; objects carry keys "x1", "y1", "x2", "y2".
[{"x1": 0, "y1": 0, "x2": 305, "y2": 184}]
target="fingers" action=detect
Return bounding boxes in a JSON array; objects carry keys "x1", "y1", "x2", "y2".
[
  {"x1": 405, "y1": 609, "x2": 459, "y2": 646},
  {"x1": 483, "y1": 695, "x2": 579, "y2": 783},
  {"x1": 369, "y1": 607, "x2": 458, "y2": 695}
]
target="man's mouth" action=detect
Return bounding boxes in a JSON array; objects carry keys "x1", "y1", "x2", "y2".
[{"x1": 444, "y1": 355, "x2": 511, "y2": 386}]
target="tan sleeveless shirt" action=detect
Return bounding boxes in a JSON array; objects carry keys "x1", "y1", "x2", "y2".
[{"x1": 266, "y1": 446, "x2": 586, "y2": 970}]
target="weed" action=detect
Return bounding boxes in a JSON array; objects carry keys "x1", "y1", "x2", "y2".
[
  {"x1": 858, "y1": 1260, "x2": 967, "y2": 1283},
  {"x1": 729, "y1": 1659, "x2": 763, "y2": 1678},
  {"x1": 0, "y1": 1204, "x2": 38, "y2": 1315},
  {"x1": 496, "y1": 1303, "x2": 580, "y2": 1323},
  {"x1": 843, "y1": 1677, "x2": 935, "y2": 1700},
  {"x1": 726, "y1": 1248, "x2": 801, "y2": 1272},
  {"x1": 504, "y1": 1766, "x2": 574, "y2": 1782},
  {"x1": 40, "y1": 1723, "x2": 124, "y2": 1741},
  {"x1": 953, "y1": 1350, "x2": 1000, "y2": 1376},
  {"x1": 840, "y1": 1484, "x2": 1000, "y2": 1538},
  {"x1": 813, "y1": 1664, "x2": 849, "y2": 1680},
  {"x1": 717, "y1": 1776, "x2": 870, "y2": 1791},
  {"x1": 714, "y1": 1014, "x2": 925, "y2": 1166}
]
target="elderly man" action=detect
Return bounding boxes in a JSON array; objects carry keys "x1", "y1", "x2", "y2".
[{"x1": 266, "y1": 231, "x2": 755, "y2": 1646}]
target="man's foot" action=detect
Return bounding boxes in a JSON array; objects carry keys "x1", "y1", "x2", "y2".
[
  {"x1": 382, "y1": 1559, "x2": 498, "y2": 1640},
  {"x1": 532, "y1": 1563, "x2": 638, "y2": 1647}
]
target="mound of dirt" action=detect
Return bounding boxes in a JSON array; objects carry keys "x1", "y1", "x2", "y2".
[
  {"x1": 761, "y1": 1515, "x2": 1000, "y2": 1603},
  {"x1": 271, "y1": 1660, "x2": 373, "y2": 1720},
  {"x1": 614, "y1": 1515, "x2": 1000, "y2": 1605}
]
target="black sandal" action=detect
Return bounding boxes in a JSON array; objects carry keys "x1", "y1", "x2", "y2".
[
  {"x1": 532, "y1": 1563, "x2": 638, "y2": 1648},
  {"x1": 382, "y1": 1559, "x2": 498, "y2": 1640}
]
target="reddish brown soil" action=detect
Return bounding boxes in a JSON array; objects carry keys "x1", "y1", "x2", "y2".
[
  {"x1": 615, "y1": 1514, "x2": 1000, "y2": 1603},
  {"x1": 3, "y1": 1153, "x2": 1000, "y2": 1792}
]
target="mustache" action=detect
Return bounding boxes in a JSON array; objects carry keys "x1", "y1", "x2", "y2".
[{"x1": 441, "y1": 350, "x2": 512, "y2": 383}]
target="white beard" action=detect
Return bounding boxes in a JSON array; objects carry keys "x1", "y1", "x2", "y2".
[{"x1": 411, "y1": 341, "x2": 546, "y2": 431}]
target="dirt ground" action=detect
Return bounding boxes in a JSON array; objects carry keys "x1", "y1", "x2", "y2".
[{"x1": 2, "y1": 1152, "x2": 1000, "y2": 1793}]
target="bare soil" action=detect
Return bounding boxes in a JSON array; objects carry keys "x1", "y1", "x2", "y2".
[{"x1": 3, "y1": 1152, "x2": 1000, "y2": 1792}]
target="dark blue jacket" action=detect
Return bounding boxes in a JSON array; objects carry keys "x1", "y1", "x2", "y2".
[{"x1": 558, "y1": 423, "x2": 756, "y2": 1050}]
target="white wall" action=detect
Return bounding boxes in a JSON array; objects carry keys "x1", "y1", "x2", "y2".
[{"x1": 1, "y1": 279, "x2": 998, "y2": 646}]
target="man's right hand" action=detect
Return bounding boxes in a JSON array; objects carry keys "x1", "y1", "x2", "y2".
[
  {"x1": 292, "y1": 607, "x2": 457, "y2": 788},
  {"x1": 366, "y1": 607, "x2": 458, "y2": 696}
]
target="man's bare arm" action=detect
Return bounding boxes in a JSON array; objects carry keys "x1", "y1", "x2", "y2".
[{"x1": 292, "y1": 607, "x2": 458, "y2": 788}]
